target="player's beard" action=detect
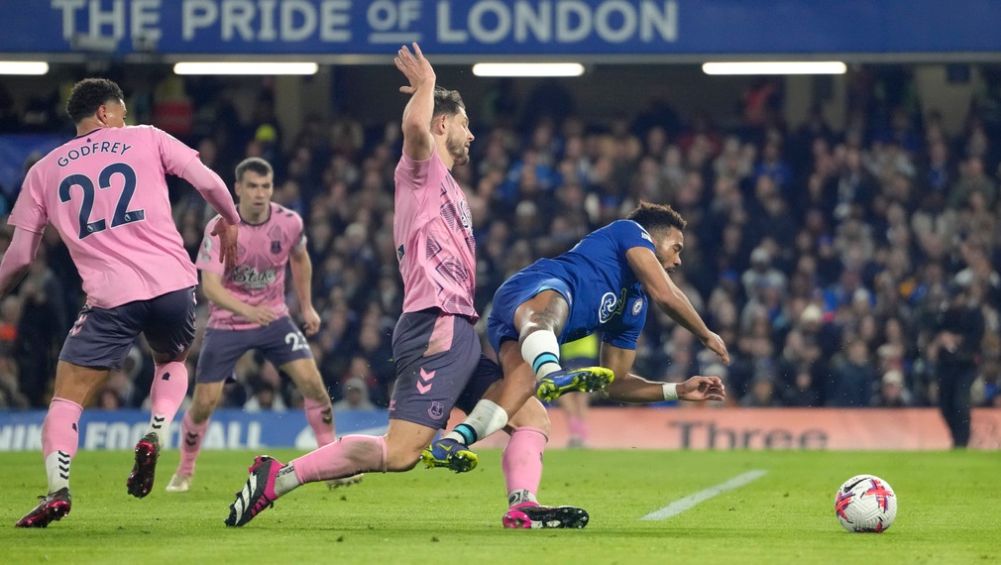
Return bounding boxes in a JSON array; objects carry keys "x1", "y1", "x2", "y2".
[{"x1": 447, "y1": 135, "x2": 469, "y2": 166}]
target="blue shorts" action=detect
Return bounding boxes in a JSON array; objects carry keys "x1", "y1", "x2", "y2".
[
  {"x1": 60, "y1": 287, "x2": 197, "y2": 369},
  {"x1": 486, "y1": 272, "x2": 572, "y2": 353},
  {"x1": 390, "y1": 309, "x2": 501, "y2": 429},
  {"x1": 196, "y1": 317, "x2": 312, "y2": 383}
]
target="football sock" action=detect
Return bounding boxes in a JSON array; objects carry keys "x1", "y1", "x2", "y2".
[
  {"x1": 280, "y1": 435, "x2": 388, "y2": 495},
  {"x1": 177, "y1": 411, "x2": 209, "y2": 477},
  {"x1": 503, "y1": 427, "x2": 547, "y2": 506},
  {"x1": 568, "y1": 415, "x2": 588, "y2": 443},
  {"x1": 304, "y1": 397, "x2": 335, "y2": 446},
  {"x1": 521, "y1": 330, "x2": 562, "y2": 379},
  {"x1": 444, "y1": 399, "x2": 508, "y2": 445},
  {"x1": 147, "y1": 361, "x2": 188, "y2": 438},
  {"x1": 42, "y1": 397, "x2": 83, "y2": 493}
]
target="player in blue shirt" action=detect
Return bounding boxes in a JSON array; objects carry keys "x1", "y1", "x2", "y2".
[{"x1": 424, "y1": 203, "x2": 729, "y2": 478}]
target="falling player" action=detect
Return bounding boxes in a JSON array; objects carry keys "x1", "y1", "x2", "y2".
[
  {"x1": 165, "y1": 157, "x2": 357, "y2": 493},
  {"x1": 223, "y1": 44, "x2": 602, "y2": 529},
  {"x1": 426, "y1": 203, "x2": 730, "y2": 471},
  {"x1": 1, "y1": 78, "x2": 240, "y2": 527}
]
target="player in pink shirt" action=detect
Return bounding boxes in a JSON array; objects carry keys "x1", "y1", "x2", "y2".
[
  {"x1": 224, "y1": 45, "x2": 585, "y2": 530},
  {"x1": 164, "y1": 157, "x2": 358, "y2": 493},
  {"x1": 1, "y1": 78, "x2": 240, "y2": 528}
]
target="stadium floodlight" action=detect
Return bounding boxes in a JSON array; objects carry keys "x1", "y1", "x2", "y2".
[
  {"x1": 0, "y1": 61, "x2": 49, "y2": 75},
  {"x1": 173, "y1": 62, "x2": 319, "y2": 76},
  {"x1": 701, "y1": 61, "x2": 847, "y2": 75},
  {"x1": 472, "y1": 63, "x2": 585, "y2": 78}
]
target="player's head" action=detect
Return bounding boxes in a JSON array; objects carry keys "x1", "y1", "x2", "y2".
[
  {"x1": 66, "y1": 78, "x2": 127, "y2": 127},
  {"x1": 431, "y1": 86, "x2": 473, "y2": 166},
  {"x1": 234, "y1": 157, "x2": 275, "y2": 213},
  {"x1": 627, "y1": 202, "x2": 688, "y2": 273}
]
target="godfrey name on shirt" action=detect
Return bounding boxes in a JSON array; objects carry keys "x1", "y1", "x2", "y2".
[{"x1": 57, "y1": 141, "x2": 133, "y2": 167}]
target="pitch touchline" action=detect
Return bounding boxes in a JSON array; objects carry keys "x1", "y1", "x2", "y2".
[{"x1": 640, "y1": 470, "x2": 769, "y2": 521}]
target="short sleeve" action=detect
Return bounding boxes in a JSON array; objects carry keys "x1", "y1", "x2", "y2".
[
  {"x1": 611, "y1": 220, "x2": 657, "y2": 255},
  {"x1": 8, "y1": 166, "x2": 48, "y2": 234},
  {"x1": 152, "y1": 126, "x2": 199, "y2": 176},
  {"x1": 196, "y1": 216, "x2": 224, "y2": 275},
  {"x1": 395, "y1": 144, "x2": 439, "y2": 192},
  {"x1": 291, "y1": 211, "x2": 306, "y2": 250}
]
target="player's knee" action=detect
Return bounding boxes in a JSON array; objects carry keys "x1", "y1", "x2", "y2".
[
  {"x1": 519, "y1": 319, "x2": 555, "y2": 340},
  {"x1": 509, "y1": 399, "x2": 551, "y2": 436},
  {"x1": 153, "y1": 350, "x2": 188, "y2": 365}
]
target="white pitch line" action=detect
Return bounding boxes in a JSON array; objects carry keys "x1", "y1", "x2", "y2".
[{"x1": 641, "y1": 469, "x2": 769, "y2": 521}]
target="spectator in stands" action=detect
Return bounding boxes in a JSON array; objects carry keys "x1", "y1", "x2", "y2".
[
  {"x1": 4, "y1": 68, "x2": 1001, "y2": 414},
  {"x1": 332, "y1": 376, "x2": 375, "y2": 412},
  {"x1": 826, "y1": 339, "x2": 877, "y2": 407},
  {"x1": 871, "y1": 369, "x2": 913, "y2": 407}
]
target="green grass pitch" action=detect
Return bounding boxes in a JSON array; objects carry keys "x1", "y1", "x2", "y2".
[{"x1": 1, "y1": 449, "x2": 998, "y2": 564}]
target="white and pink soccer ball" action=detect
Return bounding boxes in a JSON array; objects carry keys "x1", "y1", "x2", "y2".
[{"x1": 834, "y1": 474, "x2": 897, "y2": 533}]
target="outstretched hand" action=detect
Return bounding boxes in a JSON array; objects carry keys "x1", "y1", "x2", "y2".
[
  {"x1": 677, "y1": 375, "x2": 726, "y2": 402},
  {"x1": 211, "y1": 220, "x2": 239, "y2": 273},
  {"x1": 394, "y1": 43, "x2": 435, "y2": 95},
  {"x1": 702, "y1": 331, "x2": 731, "y2": 365}
]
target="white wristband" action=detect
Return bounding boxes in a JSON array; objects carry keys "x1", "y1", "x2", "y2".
[{"x1": 662, "y1": 383, "x2": 679, "y2": 401}]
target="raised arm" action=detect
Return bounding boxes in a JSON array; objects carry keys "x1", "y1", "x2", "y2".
[
  {"x1": 0, "y1": 228, "x2": 43, "y2": 297},
  {"x1": 626, "y1": 246, "x2": 730, "y2": 364},
  {"x1": 394, "y1": 43, "x2": 436, "y2": 161},
  {"x1": 601, "y1": 342, "x2": 725, "y2": 404},
  {"x1": 289, "y1": 243, "x2": 320, "y2": 336}
]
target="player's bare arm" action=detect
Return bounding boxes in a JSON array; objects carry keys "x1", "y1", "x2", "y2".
[
  {"x1": 179, "y1": 159, "x2": 240, "y2": 271},
  {"x1": 0, "y1": 227, "x2": 43, "y2": 297},
  {"x1": 600, "y1": 342, "x2": 725, "y2": 403},
  {"x1": 289, "y1": 243, "x2": 320, "y2": 336},
  {"x1": 395, "y1": 43, "x2": 436, "y2": 160},
  {"x1": 626, "y1": 246, "x2": 730, "y2": 364},
  {"x1": 201, "y1": 271, "x2": 277, "y2": 327}
]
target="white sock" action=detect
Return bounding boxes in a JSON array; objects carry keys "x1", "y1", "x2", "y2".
[
  {"x1": 521, "y1": 331, "x2": 562, "y2": 379},
  {"x1": 45, "y1": 451, "x2": 71, "y2": 493},
  {"x1": 445, "y1": 399, "x2": 509, "y2": 445},
  {"x1": 145, "y1": 415, "x2": 165, "y2": 440},
  {"x1": 274, "y1": 465, "x2": 301, "y2": 496},
  {"x1": 508, "y1": 489, "x2": 538, "y2": 507}
]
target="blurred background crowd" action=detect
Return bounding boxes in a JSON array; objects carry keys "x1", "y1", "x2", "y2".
[{"x1": 0, "y1": 66, "x2": 999, "y2": 417}]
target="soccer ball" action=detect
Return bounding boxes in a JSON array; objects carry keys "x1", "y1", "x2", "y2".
[{"x1": 834, "y1": 474, "x2": 897, "y2": 533}]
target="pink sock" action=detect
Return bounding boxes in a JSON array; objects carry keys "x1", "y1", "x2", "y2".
[
  {"x1": 304, "y1": 397, "x2": 335, "y2": 446},
  {"x1": 568, "y1": 416, "x2": 588, "y2": 441},
  {"x1": 177, "y1": 412, "x2": 209, "y2": 476},
  {"x1": 291, "y1": 435, "x2": 387, "y2": 484},
  {"x1": 147, "y1": 362, "x2": 188, "y2": 437},
  {"x1": 502, "y1": 427, "x2": 548, "y2": 503},
  {"x1": 42, "y1": 397, "x2": 83, "y2": 493}
]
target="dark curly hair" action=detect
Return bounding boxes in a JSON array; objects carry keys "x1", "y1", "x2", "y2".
[
  {"x1": 66, "y1": 78, "x2": 124, "y2": 123},
  {"x1": 627, "y1": 201, "x2": 687, "y2": 233}
]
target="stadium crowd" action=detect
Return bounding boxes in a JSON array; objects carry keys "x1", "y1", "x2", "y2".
[{"x1": 0, "y1": 69, "x2": 999, "y2": 414}]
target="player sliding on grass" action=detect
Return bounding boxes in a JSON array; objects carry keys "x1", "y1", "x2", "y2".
[
  {"x1": 424, "y1": 203, "x2": 730, "y2": 478},
  {"x1": 165, "y1": 157, "x2": 358, "y2": 493},
  {"x1": 223, "y1": 44, "x2": 600, "y2": 529},
  {"x1": 2, "y1": 78, "x2": 240, "y2": 527}
]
